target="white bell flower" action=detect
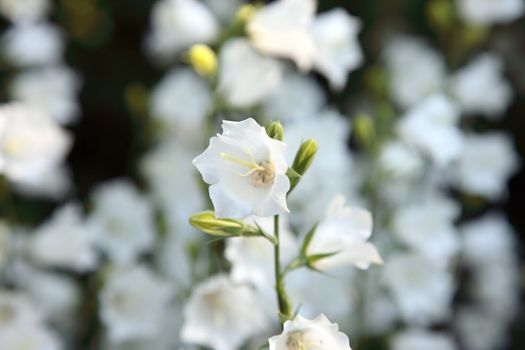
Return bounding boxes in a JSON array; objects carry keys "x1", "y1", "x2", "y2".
[
  {"x1": 457, "y1": 0, "x2": 524, "y2": 25},
  {"x1": 269, "y1": 314, "x2": 352, "y2": 350},
  {"x1": 307, "y1": 194, "x2": 382, "y2": 271},
  {"x1": 450, "y1": 53, "x2": 512, "y2": 118},
  {"x1": 218, "y1": 38, "x2": 283, "y2": 108},
  {"x1": 180, "y1": 274, "x2": 269, "y2": 350},
  {"x1": 397, "y1": 93, "x2": 463, "y2": 167},
  {"x1": 391, "y1": 329, "x2": 457, "y2": 350},
  {"x1": 312, "y1": 8, "x2": 363, "y2": 90},
  {"x1": 193, "y1": 118, "x2": 290, "y2": 218},
  {"x1": 247, "y1": 0, "x2": 317, "y2": 71},
  {"x1": 0, "y1": 103, "x2": 71, "y2": 185},
  {"x1": 0, "y1": 0, "x2": 50, "y2": 23}
]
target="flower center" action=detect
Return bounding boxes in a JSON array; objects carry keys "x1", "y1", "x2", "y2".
[{"x1": 220, "y1": 151, "x2": 275, "y2": 187}]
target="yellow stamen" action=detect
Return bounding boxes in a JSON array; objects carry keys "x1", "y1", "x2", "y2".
[{"x1": 219, "y1": 151, "x2": 264, "y2": 172}]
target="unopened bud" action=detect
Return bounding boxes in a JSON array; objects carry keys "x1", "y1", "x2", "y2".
[
  {"x1": 266, "y1": 120, "x2": 284, "y2": 141},
  {"x1": 189, "y1": 211, "x2": 260, "y2": 237},
  {"x1": 188, "y1": 44, "x2": 218, "y2": 77},
  {"x1": 354, "y1": 114, "x2": 376, "y2": 151},
  {"x1": 236, "y1": 4, "x2": 257, "y2": 23},
  {"x1": 292, "y1": 139, "x2": 318, "y2": 177}
]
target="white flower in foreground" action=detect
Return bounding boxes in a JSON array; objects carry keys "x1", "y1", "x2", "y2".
[
  {"x1": 307, "y1": 194, "x2": 382, "y2": 271},
  {"x1": 193, "y1": 118, "x2": 290, "y2": 218},
  {"x1": 269, "y1": 314, "x2": 351, "y2": 350},
  {"x1": 0, "y1": 103, "x2": 71, "y2": 185},
  {"x1": 218, "y1": 38, "x2": 282, "y2": 108},
  {"x1": 453, "y1": 133, "x2": 519, "y2": 199},
  {"x1": 457, "y1": 0, "x2": 524, "y2": 25},
  {"x1": 147, "y1": 0, "x2": 218, "y2": 60},
  {"x1": 30, "y1": 203, "x2": 97, "y2": 272},
  {"x1": 391, "y1": 329, "x2": 456, "y2": 350},
  {"x1": 100, "y1": 265, "x2": 173, "y2": 342},
  {"x1": 181, "y1": 274, "x2": 269, "y2": 350},
  {"x1": 1, "y1": 22, "x2": 63, "y2": 67},
  {"x1": 87, "y1": 179, "x2": 155, "y2": 265},
  {"x1": 312, "y1": 8, "x2": 363, "y2": 90},
  {"x1": 398, "y1": 94, "x2": 463, "y2": 166},
  {"x1": 247, "y1": 0, "x2": 316, "y2": 71},
  {"x1": 450, "y1": 53, "x2": 512, "y2": 118},
  {"x1": 0, "y1": 0, "x2": 50, "y2": 23}
]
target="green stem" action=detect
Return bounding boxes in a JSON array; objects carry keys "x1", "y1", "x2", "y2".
[{"x1": 274, "y1": 215, "x2": 292, "y2": 322}]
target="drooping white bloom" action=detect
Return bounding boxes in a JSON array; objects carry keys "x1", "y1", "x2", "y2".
[
  {"x1": 269, "y1": 314, "x2": 352, "y2": 350},
  {"x1": 100, "y1": 265, "x2": 173, "y2": 343},
  {"x1": 218, "y1": 38, "x2": 283, "y2": 108},
  {"x1": 450, "y1": 53, "x2": 512, "y2": 118},
  {"x1": 307, "y1": 194, "x2": 382, "y2": 271},
  {"x1": 247, "y1": 0, "x2": 316, "y2": 71},
  {"x1": 0, "y1": 0, "x2": 50, "y2": 23},
  {"x1": 9, "y1": 66, "x2": 81, "y2": 125},
  {"x1": 312, "y1": 8, "x2": 363, "y2": 90},
  {"x1": 384, "y1": 36, "x2": 446, "y2": 108},
  {"x1": 391, "y1": 329, "x2": 457, "y2": 350},
  {"x1": 398, "y1": 93, "x2": 463, "y2": 166},
  {"x1": 193, "y1": 118, "x2": 290, "y2": 218},
  {"x1": 453, "y1": 133, "x2": 519, "y2": 199},
  {"x1": 1, "y1": 23, "x2": 63, "y2": 67},
  {"x1": 180, "y1": 274, "x2": 269, "y2": 350},
  {"x1": 147, "y1": 0, "x2": 218, "y2": 60},
  {"x1": 383, "y1": 253, "x2": 454, "y2": 325},
  {"x1": 378, "y1": 141, "x2": 423, "y2": 179},
  {"x1": 30, "y1": 203, "x2": 97, "y2": 272},
  {"x1": 262, "y1": 70, "x2": 325, "y2": 124},
  {"x1": 0, "y1": 103, "x2": 71, "y2": 185},
  {"x1": 457, "y1": 0, "x2": 525, "y2": 25},
  {"x1": 87, "y1": 179, "x2": 156, "y2": 265}
]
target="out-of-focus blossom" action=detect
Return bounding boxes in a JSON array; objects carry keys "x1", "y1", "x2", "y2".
[
  {"x1": 147, "y1": 0, "x2": 218, "y2": 60},
  {"x1": 268, "y1": 314, "x2": 351, "y2": 350},
  {"x1": 457, "y1": 0, "x2": 525, "y2": 25},
  {"x1": 378, "y1": 141, "x2": 423, "y2": 179},
  {"x1": 0, "y1": 0, "x2": 50, "y2": 23},
  {"x1": 312, "y1": 8, "x2": 363, "y2": 90},
  {"x1": 0, "y1": 103, "x2": 71, "y2": 185},
  {"x1": 383, "y1": 253, "x2": 454, "y2": 325},
  {"x1": 193, "y1": 118, "x2": 290, "y2": 218},
  {"x1": 1, "y1": 23, "x2": 63, "y2": 67},
  {"x1": 450, "y1": 53, "x2": 512, "y2": 118},
  {"x1": 203, "y1": 0, "x2": 242, "y2": 24},
  {"x1": 455, "y1": 306, "x2": 510, "y2": 350},
  {"x1": 218, "y1": 38, "x2": 282, "y2": 107},
  {"x1": 247, "y1": 0, "x2": 316, "y2": 71},
  {"x1": 149, "y1": 68, "x2": 212, "y2": 143},
  {"x1": 307, "y1": 194, "x2": 382, "y2": 271},
  {"x1": 453, "y1": 133, "x2": 519, "y2": 199},
  {"x1": 9, "y1": 66, "x2": 81, "y2": 125},
  {"x1": 100, "y1": 265, "x2": 173, "y2": 343},
  {"x1": 180, "y1": 274, "x2": 269, "y2": 350},
  {"x1": 87, "y1": 180, "x2": 155, "y2": 265},
  {"x1": 384, "y1": 36, "x2": 446, "y2": 108},
  {"x1": 30, "y1": 203, "x2": 97, "y2": 272},
  {"x1": 398, "y1": 94, "x2": 462, "y2": 166},
  {"x1": 11, "y1": 165, "x2": 71, "y2": 200},
  {"x1": 391, "y1": 329, "x2": 456, "y2": 350}
]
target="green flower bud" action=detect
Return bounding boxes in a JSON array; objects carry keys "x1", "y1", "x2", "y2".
[
  {"x1": 292, "y1": 139, "x2": 318, "y2": 177},
  {"x1": 266, "y1": 120, "x2": 284, "y2": 141},
  {"x1": 189, "y1": 211, "x2": 261, "y2": 237},
  {"x1": 354, "y1": 114, "x2": 376, "y2": 152}
]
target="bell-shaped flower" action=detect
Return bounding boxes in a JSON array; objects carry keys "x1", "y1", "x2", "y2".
[
  {"x1": 306, "y1": 194, "x2": 382, "y2": 271},
  {"x1": 269, "y1": 314, "x2": 352, "y2": 350},
  {"x1": 193, "y1": 118, "x2": 290, "y2": 219}
]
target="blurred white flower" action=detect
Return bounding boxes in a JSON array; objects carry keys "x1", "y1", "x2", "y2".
[
  {"x1": 457, "y1": 0, "x2": 524, "y2": 24},
  {"x1": 391, "y1": 329, "x2": 456, "y2": 350},
  {"x1": 247, "y1": 0, "x2": 316, "y2": 71},
  {"x1": 0, "y1": 103, "x2": 71, "y2": 185},
  {"x1": 100, "y1": 265, "x2": 173, "y2": 343},
  {"x1": 312, "y1": 8, "x2": 363, "y2": 90},
  {"x1": 450, "y1": 53, "x2": 512, "y2": 118},
  {"x1": 263, "y1": 70, "x2": 325, "y2": 124},
  {"x1": 218, "y1": 38, "x2": 283, "y2": 108},
  {"x1": 383, "y1": 253, "x2": 454, "y2": 325},
  {"x1": 11, "y1": 165, "x2": 72, "y2": 200},
  {"x1": 203, "y1": 0, "x2": 242, "y2": 24},
  {"x1": 9, "y1": 66, "x2": 81, "y2": 125},
  {"x1": 378, "y1": 141, "x2": 423, "y2": 179},
  {"x1": 307, "y1": 194, "x2": 382, "y2": 271},
  {"x1": 384, "y1": 36, "x2": 446, "y2": 108},
  {"x1": 0, "y1": 0, "x2": 50, "y2": 23},
  {"x1": 398, "y1": 93, "x2": 463, "y2": 166},
  {"x1": 455, "y1": 306, "x2": 510, "y2": 350},
  {"x1": 149, "y1": 68, "x2": 212, "y2": 144},
  {"x1": 87, "y1": 179, "x2": 156, "y2": 265},
  {"x1": 1, "y1": 22, "x2": 63, "y2": 67},
  {"x1": 453, "y1": 133, "x2": 519, "y2": 199},
  {"x1": 30, "y1": 203, "x2": 97, "y2": 272},
  {"x1": 180, "y1": 274, "x2": 269, "y2": 350},
  {"x1": 193, "y1": 118, "x2": 290, "y2": 218},
  {"x1": 269, "y1": 314, "x2": 351, "y2": 350},
  {"x1": 147, "y1": 0, "x2": 218, "y2": 60}
]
